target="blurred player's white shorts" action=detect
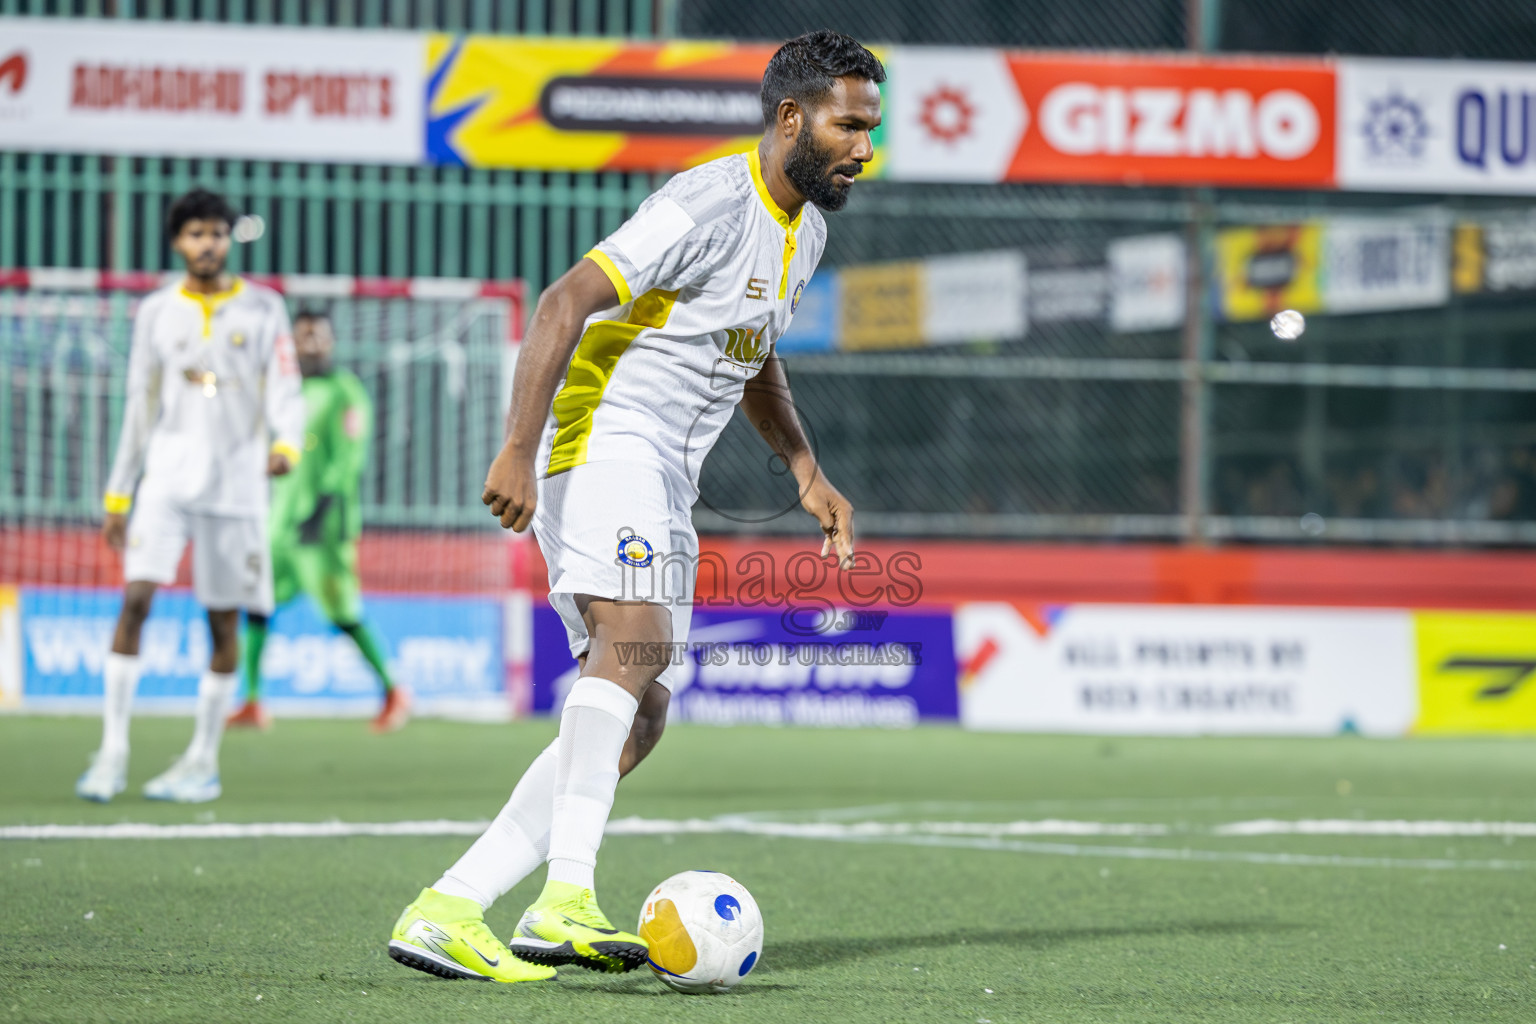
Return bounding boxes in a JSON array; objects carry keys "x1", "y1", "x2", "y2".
[
  {"x1": 124, "y1": 494, "x2": 275, "y2": 614},
  {"x1": 534, "y1": 457, "x2": 696, "y2": 690}
]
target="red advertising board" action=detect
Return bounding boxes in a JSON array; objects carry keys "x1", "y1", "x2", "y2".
[
  {"x1": 887, "y1": 48, "x2": 1337, "y2": 189},
  {"x1": 1005, "y1": 55, "x2": 1337, "y2": 188}
]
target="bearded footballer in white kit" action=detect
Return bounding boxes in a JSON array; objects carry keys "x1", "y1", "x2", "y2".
[
  {"x1": 388, "y1": 31, "x2": 882, "y2": 983},
  {"x1": 75, "y1": 188, "x2": 305, "y2": 805}
]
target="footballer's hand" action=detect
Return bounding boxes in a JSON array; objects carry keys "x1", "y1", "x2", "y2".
[
  {"x1": 483, "y1": 444, "x2": 537, "y2": 532},
  {"x1": 268, "y1": 452, "x2": 293, "y2": 477},
  {"x1": 102, "y1": 513, "x2": 128, "y2": 553},
  {"x1": 800, "y1": 474, "x2": 855, "y2": 570}
]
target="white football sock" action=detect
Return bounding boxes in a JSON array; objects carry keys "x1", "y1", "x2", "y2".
[
  {"x1": 186, "y1": 670, "x2": 237, "y2": 768},
  {"x1": 545, "y1": 677, "x2": 639, "y2": 893},
  {"x1": 99, "y1": 652, "x2": 141, "y2": 761},
  {"x1": 434, "y1": 739, "x2": 559, "y2": 908}
]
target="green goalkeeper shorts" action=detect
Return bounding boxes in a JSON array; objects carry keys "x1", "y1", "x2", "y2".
[{"x1": 271, "y1": 537, "x2": 363, "y2": 624}]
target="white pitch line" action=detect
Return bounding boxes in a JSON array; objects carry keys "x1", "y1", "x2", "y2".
[{"x1": 1214, "y1": 819, "x2": 1536, "y2": 837}]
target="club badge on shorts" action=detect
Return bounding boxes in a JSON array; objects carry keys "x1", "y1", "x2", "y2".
[{"x1": 617, "y1": 533, "x2": 654, "y2": 568}]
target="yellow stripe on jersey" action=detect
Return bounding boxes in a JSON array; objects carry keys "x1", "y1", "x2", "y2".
[
  {"x1": 103, "y1": 492, "x2": 133, "y2": 515},
  {"x1": 178, "y1": 278, "x2": 246, "y2": 339},
  {"x1": 746, "y1": 148, "x2": 803, "y2": 300},
  {"x1": 547, "y1": 287, "x2": 679, "y2": 476},
  {"x1": 584, "y1": 249, "x2": 633, "y2": 306}
]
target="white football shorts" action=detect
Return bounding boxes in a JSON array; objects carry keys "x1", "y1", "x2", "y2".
[
  {"x1": 533, "y1": 457, "x2": 697, "y2": 690},
  {"x1": 123, "y1": 493, "x2": 275, "y2": 614}
]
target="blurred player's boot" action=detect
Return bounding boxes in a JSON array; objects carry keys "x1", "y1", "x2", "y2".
[
  {"x1": 75, "y1": 750, "x2": 127, "y2": 803},
  {"x1": 508, "y1": 880, "x2": 649, "y2": 973},
  {"x1": 370, "y1": 685, "x2": 411, "y2": 733},
  {"x1": 388, "y1": 888, "x2": 556, "y2": 983},
  {"x1": 142, "y1": 756, "x2": 221, "y2": 803},
  {"x1": 226, "y1": 700, "x2": 272, "y2": 730}
]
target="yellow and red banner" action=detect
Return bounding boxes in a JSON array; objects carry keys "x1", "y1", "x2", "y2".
[{"x1": 424, "y1": 35, "x2": 780, "y2": 172}]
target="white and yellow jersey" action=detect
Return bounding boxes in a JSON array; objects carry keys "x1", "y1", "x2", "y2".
[
  {"x1": 104, "y1": 278, "x2": 305, "y2": 518},
  {"x1": 536, "y1": 148, "x2": 827, "y2": 497}
]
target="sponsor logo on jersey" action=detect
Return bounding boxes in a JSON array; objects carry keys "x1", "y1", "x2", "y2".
[
  {"x1": 791, "y1": 279, "x2": 805, "y2": 313},
  {"x1": 617, "y1": 533, "x2": 654, "y2": 568},
  {"x1": 720, "y1": 325, "x2": 768, "y2": 367},
  {"x1": 744, "y1": 277, "x2": 770, "y2": 301}
]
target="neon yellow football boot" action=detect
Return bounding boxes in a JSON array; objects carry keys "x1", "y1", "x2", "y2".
[
  {"x1": 508, "y1": 880, "x2": 649, "y2": 973},
  {"x1": 388, "y1": 888, "x2": 556, "y2": 984}
]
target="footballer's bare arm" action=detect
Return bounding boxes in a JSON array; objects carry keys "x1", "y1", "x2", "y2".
[
  {"x1": 741, "y1": 353, "x2": 855, "y2": 569},
  {"x1": 483, "y1": 257, "x2": 621, "y2": 532}
]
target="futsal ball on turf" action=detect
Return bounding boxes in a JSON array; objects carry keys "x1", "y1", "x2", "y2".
[{"x1": 638, "y1": 870, "x2": 763, "y2": 993}]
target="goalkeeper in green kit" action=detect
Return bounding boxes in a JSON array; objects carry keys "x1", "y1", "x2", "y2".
[{"x1": 227, "y1": 310, "x2": 411, "y2": 733}]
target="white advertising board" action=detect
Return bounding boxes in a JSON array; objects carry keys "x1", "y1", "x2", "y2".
[
  {"x1": 958, "y1": 603, "x2": 1416, "y2": 736},
  {"x1": 0, "y1": 18, "x2": 422, "y2": 163},
  {"x1": 1322, "y1": 216, "x2": 1449, "y2": 313},
  {"x1": 1108, "y1": 233, "x2": 1186, "y2": 332},
  {"x1": 1339, "y1": 57, "x2": 1536, "y2": 195}
]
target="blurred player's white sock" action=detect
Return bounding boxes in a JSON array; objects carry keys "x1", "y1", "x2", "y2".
[
  {"x1": 545, "y1": 677, "x2": 638, "y2": 893},
  {"x1": 433, "y1": 739, "x2": 559, "y2": 908},
  {"x1": 99, "y1": 652, "x2": 141, "y2": 760},
  {"x1": 186, "y1": 670, "x2": 237, "y2": 768}
]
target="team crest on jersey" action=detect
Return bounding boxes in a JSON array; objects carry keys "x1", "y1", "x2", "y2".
[
  {"x1": 617, "y1": 533, "x2": 654, "y2": 568},
  {"x1": 791, "y1": 279, "x2": 805, "y2": 313},
  {"x1": 229, "y1": 332, "x2": 246, "y2": 347},
  {"x1": 721, "y1": 325, "x2": 768, "y2": 368}
]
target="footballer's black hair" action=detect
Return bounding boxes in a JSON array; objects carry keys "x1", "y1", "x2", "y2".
[
  {"x1": 760, "y1": 30, "x2": 885, "y2": 129},
  {"x1": 293, "y1": 308, "x2": 332, "y2": 326},
  {"x1": 165, "y1": 188, "x2": 238, "y2": 241}
]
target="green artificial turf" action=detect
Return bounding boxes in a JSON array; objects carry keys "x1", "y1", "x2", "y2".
[{"x1": 2, "y1": 716, "x2": 1534, "y2": 1023}]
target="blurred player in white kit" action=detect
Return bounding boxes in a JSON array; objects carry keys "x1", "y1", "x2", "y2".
[{"x1": 75, "y1": 188, "x2": 305, "y2": 804}]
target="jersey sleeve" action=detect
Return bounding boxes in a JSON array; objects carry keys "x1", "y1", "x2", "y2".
[
  {"x1": 263, "y1": 297, "x2": 306, "y2": 465},
  {"x1": 102, "y1": 296, "x2": 164, "y2": 513},
  {"x1": 585, "y1": 184, "x2": 736, "y2": 303}
]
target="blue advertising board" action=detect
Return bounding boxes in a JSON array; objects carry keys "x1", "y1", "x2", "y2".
[
  {"x1": 532, "y1": 603, "x2": 957, "y2": 727},
  {"x1": 19, "y1": 587, "x2": 506, "y2": 716},
  {"x1": 776, "y1": 272, "x2": 839, "y2": 354}
]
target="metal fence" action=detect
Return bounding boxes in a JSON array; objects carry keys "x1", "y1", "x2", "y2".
[{"x1": 4, "y1": 0, "x2": 1536, "y2": 545}]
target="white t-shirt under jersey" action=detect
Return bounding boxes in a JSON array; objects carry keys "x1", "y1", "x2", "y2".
[
  {"x1": 536, "y1": 148, "x2": 827, "y2": 498},
  {"x1": 104, "y1": 278, "x2": 305, "y2": 518}
]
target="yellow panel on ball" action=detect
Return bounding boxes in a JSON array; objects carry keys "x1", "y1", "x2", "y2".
[{"x1": 639, "y1": 898, "x2": 697, "y2": 974}]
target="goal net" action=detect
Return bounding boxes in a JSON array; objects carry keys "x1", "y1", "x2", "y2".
[{"x1": 0, "y1": 270, "x2": 531, "y2": 718}]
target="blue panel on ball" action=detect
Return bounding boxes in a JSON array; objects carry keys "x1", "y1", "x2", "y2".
[
  {"x1": 714, "y1": 894, "x2": 742, "y2": 920},
  {"x1": 738, "y1": 951, "x2": 758, "y2": 976}
]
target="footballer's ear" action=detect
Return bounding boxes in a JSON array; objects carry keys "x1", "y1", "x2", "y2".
[{"x1": 775, "y1": 97, "x2": 803, "y2": 141}]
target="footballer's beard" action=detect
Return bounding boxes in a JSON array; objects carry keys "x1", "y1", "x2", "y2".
[
  {"x1": 784, "y1": 126, "x2": 862, "y2": 212},
  {"x1": 298, "y1": 356, "x2": 332, "y2": 378},
  {"x1": 185, "y1": 250, "x2": 227, "y2": 283}
]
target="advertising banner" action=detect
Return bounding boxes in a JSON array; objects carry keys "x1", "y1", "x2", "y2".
[
  {"x1": 1451, "y1": 215, "x2": 1536, "y2": 295},
  {"x1": 1108, "y1": 232, "x2": 1187, "y2": 332},
  {"x1": 957, "y1": 602, "x2": 1416, "y2": 736},
  {"x1": 840, "y1": 260, "x2": 925, "y2": 350},
  {"x1": 0, "y1": 587, "x2": 20, "y2": 709},
  {"x1": 18, "y1": 587, "x2": 505, "y2": 717},
  {"x1": 888, "y1": 48, "x2": 1336, "y2": 189},
  {"x1": 1413, "y1": 611, "x2": 1536, "y2": 734},
  {"x1": 0, "y1": 18, "x2": 423, "y2": 162},
  {"x1": 1321, "y1": 216, "x2": 1449, "y2": 313},
  {"x1": 1338, "y1": 58, "x2": 1536, "y2": 195},
  {"x1": 532, "y1": 605, "x2": 958, "y2": 727},
  {"x1": 424, "y1": 35, "x2": 783, "y2": 171},
  {"x1": 776, "y1": 272, "x2": 839, "y2": 354},
  {"x1": 1214, "y1": 223, "x2": 1325, "y2": 321}
]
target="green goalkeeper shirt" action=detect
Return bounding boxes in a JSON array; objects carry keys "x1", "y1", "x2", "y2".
[{"x1": 270, "y1": 370, "x2": 371, "y2": 545}]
